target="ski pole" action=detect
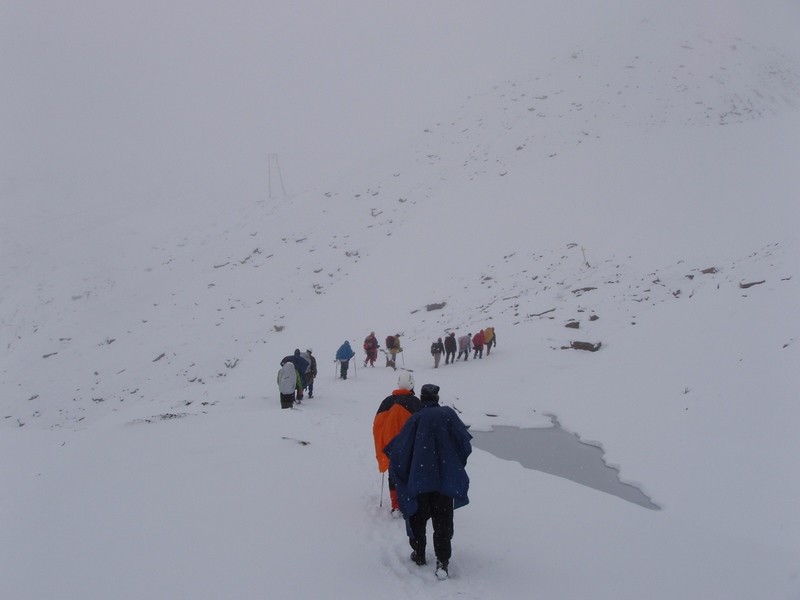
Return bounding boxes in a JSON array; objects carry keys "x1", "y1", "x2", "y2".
[{"x1": 380, "y1": 472, "x2": 385, "y2": 507}]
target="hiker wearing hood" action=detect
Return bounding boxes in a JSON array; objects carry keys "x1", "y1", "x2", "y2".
[
  {"x1": 472, "y1": 330, "x2": 485, "y2": 359},
  {"x1": 443, "y1": 332, "x2": 457, "y2": 365},
  {"x1": 300, "y1": 349, "x2": 317, "y2": 398},
  {"x1": 277, "y1": 361, "x2": 300, "y2": 409},
  {"x1": 384, "y1": 384, "x2": 472, "y2": 578},
  {"x1": 457, "y1": 333, "x2": 471, "y2": 361},
  {"x1": 363, "y1": 332, "x2": 379, "y2": 367},
  {"x1": 281, "y1": 350, "x2": 310, "y2": 400},
  {"x1": 335, "y1": 340, "x2": 355, "y2": 379},
  {"x1": 385, "y1": 334, "x2": 402, "y2": 369},
  {"x1": 372, "y1": 371, "x2": 421, "y2": 515},
  {"x1": 483, "y1": 326, "x2": 496, "y2": 356}
]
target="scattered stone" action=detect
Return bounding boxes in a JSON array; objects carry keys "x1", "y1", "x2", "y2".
[
  {"x1": 282, "y1": 436, "x2": 310, "y2": 446},
  {"x1": 132, "y1": 413, "x2": 190, "y2": 424},
  {"x1": 568, "y1": 341, "x2": 602, "y2": 352},
  {"x1": 739, "y1": 280, "x2": 765, "y2": 289},
  {"x1": 572, "y1": 287, "x2": 597, "y2": 295}
]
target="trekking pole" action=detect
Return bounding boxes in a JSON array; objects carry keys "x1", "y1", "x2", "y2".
[
  {"x1": 353, "y1": 358, "x2": 357, "y2": 378},
  {"x1": 380, "y1": 472, "x2": 385, "y2": 507}
]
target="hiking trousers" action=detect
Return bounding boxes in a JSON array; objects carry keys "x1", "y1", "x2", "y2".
[{"x1": 408, "y1": 492, "x2": 454, "y2": 562}]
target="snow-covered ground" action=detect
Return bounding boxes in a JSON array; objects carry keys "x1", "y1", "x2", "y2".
[{"x1": 2, "y1": 1, "x2": 799, "y2": 598}]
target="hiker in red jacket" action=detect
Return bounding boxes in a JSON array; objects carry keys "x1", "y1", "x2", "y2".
[
  {"x1": 472, "y1": 330, "x2": 485, "y2": 359},
  {"x1": 363, "y1": 331, "x2": 379, "y2": 367}
]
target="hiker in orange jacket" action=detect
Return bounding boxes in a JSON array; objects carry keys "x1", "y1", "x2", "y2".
[
  {"x1": 483, "y1": 326, "x2": 496, "y2": 356},
  {"x1": 372, "y1": 371, "x2": 421, "y2": 514}
]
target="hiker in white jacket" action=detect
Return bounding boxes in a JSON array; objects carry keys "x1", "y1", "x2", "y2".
[{"x1": 277, "y1": 361, "x2": 300, "y2": 409}]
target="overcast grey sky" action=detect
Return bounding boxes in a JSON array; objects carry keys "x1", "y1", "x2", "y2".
[{"x1": 2, "y1": 0, "x2": 796, "y2": 206}]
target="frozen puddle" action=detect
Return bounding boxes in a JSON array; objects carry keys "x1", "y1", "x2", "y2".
[{"x1": 470, "y1": 415, "x2": 660, "y2": 510}]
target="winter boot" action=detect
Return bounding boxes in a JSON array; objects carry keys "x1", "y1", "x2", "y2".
[
  {"x1": 435, "y1": 559, "x2": 449, "y2": 579},
  {"x1": 410, "y1": 551, "x2": 426, "y2": 566}
]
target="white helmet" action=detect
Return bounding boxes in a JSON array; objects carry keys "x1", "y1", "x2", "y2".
[{"x1": 397, "y1": 371, "x2": 414, "y2": 391}]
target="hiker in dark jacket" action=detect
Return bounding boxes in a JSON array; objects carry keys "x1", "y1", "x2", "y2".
[
  {"x1": 384, "y1": 384, "x2": 472, "y2": 579},
  {"x1": 443, "y1": 332, "x2": 457, "y2": 365},
  {"x1": 281, "y1": 350, "x2": 310, "y2": 400},
  {"x1": 300, "y1": 348, "x2": 317, "y2": 398},
  {"x1": 335, "y1": 341, "x2": 355, "y2": 379},
  {"x1": 385, "y1": 334, "x2": 402, "y2": 369},
  {"x1": 430, "y1": 338, "x2": 445, "y2": 368}
]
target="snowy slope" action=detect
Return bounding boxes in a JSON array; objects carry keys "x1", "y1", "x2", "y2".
[{"x1": 2, "y1": 1, "x2": 800, "y2": 599}]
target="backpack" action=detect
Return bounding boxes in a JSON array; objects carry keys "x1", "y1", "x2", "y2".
[
  {"x1": 431, "y1": 342, "x2": 438, "y2": 355},
  {"x1": 386, "y1": 336, "x2": 396, "y2": 349}
]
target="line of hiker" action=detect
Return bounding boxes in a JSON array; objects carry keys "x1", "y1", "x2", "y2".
[
  {"x1": 277, "y1": 348, "x2": 317, "y2": 409},
  {"x1": 329, "y1": 334, "x2": 403, "y2": 385},
  {"x1": 362, "y1": 331, "x2": 404, "y2": 370},
  {"x1": 279, "y1": 328, "x2": 497, "y2": 406},
  {"x1": 360, "y1": 328, "x2": 496, "y2": 371},
  {"x1": 431, "y1": 326, "x2": 496, "y2": 368}
]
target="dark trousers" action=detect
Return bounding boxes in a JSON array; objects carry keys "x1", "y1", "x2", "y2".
[
  {"x1": 340, "y1": 361, "x2": 349, "y2": 379},
  {"x1": 445, "y1": 350, "x2": 455, "y2": 364},
  {"x1": 280, "y1": 393, "x2": 294, "y2": 409},
  {"x1": 408, "y1": 492, "x2": 454, "y2": 562}
]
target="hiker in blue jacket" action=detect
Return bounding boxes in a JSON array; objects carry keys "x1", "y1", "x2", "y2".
[
  {"x1": 384, "y1": 383, "x2": 472, "y2": 579},
  {"x1": 335, "y1": 340, "x2": 355, "y2": 379}
]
